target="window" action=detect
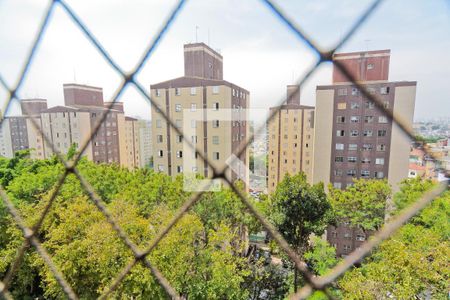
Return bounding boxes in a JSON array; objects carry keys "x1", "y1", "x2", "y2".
[
  {"x1": 350, "y1": 130, "x2": 359, "y2": 137},
  {"x1": 213, "y1": 102, "x2": 219, "y2": 110},
  {"x1": 212, "y1": 120, "x2": 220, "y2": 128},
  {"x1": 158, "y1": 150, "x2": 164, "y2": 157},
  {"x1": 351, "y1": 88, "x2": 359, "y2": 95},
  {"x1": 192, "y1": 166, "x2": 198, "y2": 173},
  {"x1": 375, "y1": 171, "x2": 384, "y2": 179},
  {"x1": 212, "y1": 86, "x2": 220, "y2": 94},
  {"x1": 155, "y1": 89, "x2": 161, "y2": 97},
  {"x1": 212, "y1": 136, "x2": 219, "y2": 145},
  {"x1": 176, "y1": 151, "x2": 183, "y2": 158},
  {"x1": 367, "y1": 63, "x2": 374, "y2": 70},
  {"x1": 336, "y1": 143, "x2": 345, "y2": 150},
  {"x1": 334, "y1": 170, "x2": 343, "y2": 176},
  {"x1": 363, "y1": 130, "x2": 373, "y2": 137},
  {"x1": 158, "y1": 165, "x2": 164, "y2": 171},
  {"x1": 356, "y1": 234, "x2": 366, "y2": 241},
  {"x1": 343, "y1": 245, "x2": 352, "y2": 252},
  {"x1": 362, "y1": 144, "x2": 373, "y2": 151},
  {"x1": 364, "y1": 116, "x2": 374, "y2": 123},
  {"x1": 378, "y1": 116, "x2": 388, "y2": 123},
  {"x1": 157, "y1": 135, "x2": 163, "y2": 143},
  {"x1": 213, "y1": 152, "x2": 220, "y2": 160},
  {"x1": 232, "y1": 89, "x2": 236, "y2": 97},
  {"x1": 191, "y1": 120, "x2": 197, "y2": 128},
  {"x1": 348, "y1": 144, "x2": 358, "y2": 151},
  {"x1": 337, "y1": 102, "x2": 347, "y2": 110},
  {"x1": 333, "y1": 182, "x2": 342, "y2": 189},
  {"x1": 191, "y1": 103, "x2": 197, "y2": 111},
  {"x1": 361, "y1": 158, "x2": 371, "y2": 164},
  {"x1": 336, "y1": 116, "x2": 345, "y2": 123},
  {"x1": 365, "y1": 101, "x2": 375, "y2": 109},
  {"x1": 337, "y1": 88, "x2": 347, "y2": 96},
  {"x1": 361, "y1": 170, "x2": 370, "y2": 178},
  {"x1": 175, "y1": 104, "x2": 182, "y2": 112},
  {"x1": 156, "y1": 119, "x2": 162, "y2": 128},
  {"x1": 383, "y1": 101, "x2": 389, "y2": 109},
  {"x1": 350, "y1": 116, "x2": 360, "y2": 123},
  {"x1": 192, "y1": 151, "x2": 198, "y2": 159},
  {"x1": 175, "y1": 88, "x2": 181, "y2": 96},
  {"x1": 175, "y1": 119, "x2": 182, "y2": 128},
  {"x1": 336, "y1": 130, "x2": 345, "y2": 137},
  {"x1": 347, "y1": 169, "x2": 357, "y2": 177},
  {"x1": 335, "y1": 156, "x2": 344, "y2": 163},
  {"x1": 377, "y1": 144, "x2": 386, "y2": 151},
  {"x1": 176, "y1": 165, "x2": 183, "y2": 173},
  {"x1": 367, "y1": 87, "x2": 376, "y2": 94},
  {"x1": 380, "y1": 86, "x2": 390, "y2": 94},
  {"x1": 191, "y1": 135, "x2": 198, "y2": 144},
  {"x1": 348, "y1": 157, "x2": 357, "y2": 163},
  {"x1": 344, "y1": 233, "x2": 352, "y2": 239},
  {"x1": 190, "y1": 87, "x2": 197, "y2": 95},
  {"x1": 378, "y1": 130, "x2": 387, "y2": 137},
  {"x1": 351, "y1": 102, "x2": 360, "y2": 109},
  {"x1": 176, "y1": 135, "x2": 183, "y2": 143},
  {"x1": 375, "y1": 158, "x2": 385, "y2": 165}
]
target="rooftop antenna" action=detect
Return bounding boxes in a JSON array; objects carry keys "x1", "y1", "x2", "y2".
[{"x1": 195, "y1": 25, "x2": 199, "y2": 43}]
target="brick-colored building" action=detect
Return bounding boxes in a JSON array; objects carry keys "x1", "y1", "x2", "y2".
[
  {"x1": 150, "y1": 43, "x2": 249, "y2": 185},
  {"x1": 267, "y1": 85, "x2": 315, "y2": 194},
  {"x1": 312, "y1": 50, "x2": 417, "y2": 257}
]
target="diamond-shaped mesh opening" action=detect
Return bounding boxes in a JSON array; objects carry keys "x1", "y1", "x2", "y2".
[{"x1": 1, "y1": 0, "x2": 448, "y2": 299}]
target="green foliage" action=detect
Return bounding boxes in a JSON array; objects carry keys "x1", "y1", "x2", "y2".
[
  {"x1": 329, "y1": 179, "x2": 391, "y2": 232},
  {"x1": 338, "y1": 189, "x2": 450, "y2": 299},
  {"x1": 304, "y1": 237, "x2": 339, "y2": 276},
  {"x1": 393, "y1": 177, "x2": 434, "y2": 212}
]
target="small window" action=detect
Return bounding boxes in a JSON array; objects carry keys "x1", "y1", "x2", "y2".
[
  {"x1": 336, "y1": 116, "x2": 345, "y2": 123},
  {"x1": 361, "y1": 170, "x2": 370, "y2": 178},
  {"x1": 191, "y1": 120, "x2": 197, "y2": 128},
  {"x1": 175, "y1": 88, "x2": 181, "y2": 96},
  {"x1": 383, "y1": 101, "x2": 390, "y2": 109},
  {"x1": 348, "y1": 144, "x2": 357, "y2": 151},
  {"x1": 362, "y1": 144, "x2": 373, "y2": 151},
  {"x1": 158, "y1": 165, "x2": 164, "y2": 171},
  {"x1": 177, "y1": 165, "x2": 183, "y2": 173},
  {"x1": 367, "y1": 87, "x2": 376, "y2": 94},
  {"x1": 213, "y1": 102, "x2": 219, "y2": 110},
  {"x1": 175, "y1": 104, "x2": 182, "y2": 112},
  {"x1": 351, "y1": 102, "x2": 360, "y2": 109},
  {"x1": 190, "y1": 87, "x2": 197, "y2": 95},
  {"x1": 363, "y1": 130, "x2": 373, "y2": 137},
  {"x1": 212, "y1": 136, "x2": 219, "y2": 145},
  {"x1": 158, "y1": 150, "x2": 164, "y2": 157},
  {"x1": 350, "y1": 130, "x2": 359, "y2": 137},
  {"x1": 334, "y1": 170, "x2": 343, "y2": 176},
  {"x1": 212, "y1": 120, "x2": 220, "y2": 128},
  {"x1": 175, "y1": 119, "x2": 182, "y2": 128},
  {"x1": 361, "y1": 158, "x2": 371, "y2": 164},
  {"x1": 375, "y1": 171, "x2": 384, "y2": 179},
  {"x1": 375, "y1": 158, "x2": 385, "y2": 165},
  {"x1": 380, "y1": 86, "x2": 390, "y2": 95},
  {"x1": 351, "y1": 88, "x2": 359, "y2": 96},
  {"x1": 378, "y1": 116, "x2": 388, "y2": 123},
  {"x1": 356, "y1": 234, "x2": 366, "y2": 241},
  {"x1": 156, "y1": 119, "x2": 162, "y2": 128},
  {"x1": 191, "y1": 135, "x2": 198, "y2": 144},
  {"x1": 192, "y1": 166, "x2": 198, "y2": 173},
  {"x1": 364, "y1": 116, "x2": 374, "y2": 123},
  {"x1": 350, "y1": 116, "x2": 360, "y2": 123},
  {"x1": 191, "y1": 103, "x2": 197, "y2": 111},
  {"x1": 333, "y1": 182, "x2": 342, "y2": 189},
  {"x1": 336, "y1": 143, "x2": 345, "y2": 150},
  {"x1": 176, "y1": 151, "x2": 183, "y2": 158},
  {"x1": 377, "y1": 144, "x2": 386, "y2": 151},
  {"x1": 348, "y1": 157, "x2": 357, "y2": 163},
  {"x1": 367, "y1": 63, "x2": 374, "y2": 70},
  {"x1": 365, "y1": 101, "x2": 375, "y2": 109},
  {"x1": 213, "y1": 152, "x2": 220, "y2": 160},
  {"x1": 337, "y1": 102, "x2": 347, "y2": 110},
  {"x1": 378, "y1": 130, "x2": 387, "y2": 137},
  {"x1": 212, "y1": 86, "x2": 220, "y2": 94},
  {"x1": 347, "y1": 169, "x2": 357, "y2": 177},
  {"x1": 157, "y1": 135, "x2": 163, "y2": 143},
  {"x1": 336, "y1": 130, "x2": 345, "y2": 137},
  {"x1": 155, "y1": 89, "x2": 161, "y2": 97},
  {"x1": 176, "y1": 135, "x2": 183, "y2": 143},
  {"x1": 337, "y1": 88, "x2": 347, "y2": 96},
  {"x1": 335, "y1": 156, "x2": 344, "y2": 163}
]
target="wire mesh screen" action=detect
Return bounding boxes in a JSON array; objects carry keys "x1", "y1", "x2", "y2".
[{"x1": 0, "y1": 0, "x2": 448, "y2": 299}]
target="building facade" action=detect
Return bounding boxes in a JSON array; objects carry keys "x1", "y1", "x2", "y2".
[
  {"x1": 267, "y1": 85, "x2": 315, "y2": 194},
  {"x1": 312, "y1": 49, "x2": 417, "y2": 257},
  {"x1": 150, "y1": 43, "x2": 249, "y2": 185}
]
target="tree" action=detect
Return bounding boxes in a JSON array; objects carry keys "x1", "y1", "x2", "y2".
[
  {"x1": 304, "y1": 236, "x2": 339, "y2": 276},
  {"x1": 269, "y1": 173, "x2": 331, "y2": 292},
  {"x1": 393, "y1": 177, "x2": 434, "y2": 212},
  {"x1": 329, "y1": 179, "x2": 391, "y2": 234}
]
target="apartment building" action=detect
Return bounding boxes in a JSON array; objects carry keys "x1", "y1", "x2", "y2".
[
  {"x1": 267, "y1": 85, "x2": 315, "y2": 194},
  {"x1": 312, "y1": 49, "x2": 417, "y2": 257},
  {"x1": 136, "y1": 119, "x2": 152, "y2": 168},
  {"x1": 150, "y1": 43, "x2": 249, "y2": 184}
]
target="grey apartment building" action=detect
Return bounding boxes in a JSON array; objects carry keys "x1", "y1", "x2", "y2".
[
  {"x1": 312, "y1": 50, "x2": 416, "y2": 257},
  {"x1": 150, "y1": 43, "x2": 249, "y2": 185}
]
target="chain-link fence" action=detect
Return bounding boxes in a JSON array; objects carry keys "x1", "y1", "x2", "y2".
[{"x1": 0, "y1": 0, "x2": 448, "y2": 299}]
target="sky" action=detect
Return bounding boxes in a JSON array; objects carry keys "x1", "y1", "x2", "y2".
[{"x1": 1, "y1": 0, "x2": 450, "y2": 126}]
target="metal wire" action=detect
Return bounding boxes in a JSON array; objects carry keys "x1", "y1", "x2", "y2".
[{"x1": 0, "y1": 0, "x2": 448, "y2": 299}]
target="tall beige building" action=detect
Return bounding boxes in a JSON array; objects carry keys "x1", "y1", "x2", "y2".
[
  {"x1": 267, "y1": 85, "x2": 315, "y2": 194},
  {"x1": 150, "y1": 43, "x2": 249, "y2": 185}
]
